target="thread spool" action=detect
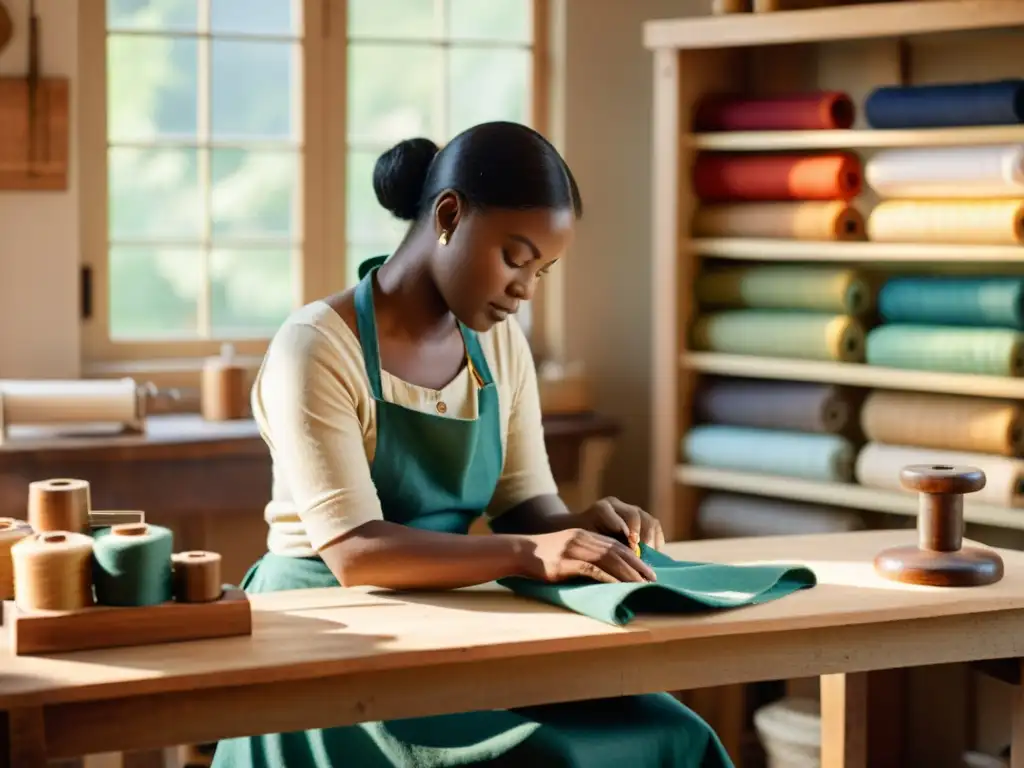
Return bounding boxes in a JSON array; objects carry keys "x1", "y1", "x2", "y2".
[
  {"x1": 92, "y1": 522, "x2": 174, "y2": 607},
  {"x1": 28, "y1": 478, "x2": 91, "y2": 534},
  {"x1": 11, "y1": 531, "x2": 94, "y2": 611},
  {"x1": 874, "y1": 464, "x2": 1004, "y2": 587},
  {"x1": 0, "y1": 518, "x2": 33, "y2": 600},
  {"x1": 201, "y1": 343, "x2": 248, "y2": 421},
  {"x1": 172, "y1": 551, "x2": 223, "y2": 603}
]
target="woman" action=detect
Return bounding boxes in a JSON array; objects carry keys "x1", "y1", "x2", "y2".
[{"x1": 213, "y1": 121, "x2": 733, "y2": 768}]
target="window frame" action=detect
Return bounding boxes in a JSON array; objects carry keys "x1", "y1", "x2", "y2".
[{"x1": 79, "y1": 0, "x2": 554, "y2": 379}]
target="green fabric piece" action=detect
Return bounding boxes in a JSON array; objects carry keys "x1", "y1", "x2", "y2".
[
  {"x1": 212, "y1": 266, "x2": 736, "y2": 768},
  {"x1": 499, "y1": 544, "x2": 817, "y2": 626}
]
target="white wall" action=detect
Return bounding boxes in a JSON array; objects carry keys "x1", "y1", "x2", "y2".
[
  {"x1": 557, "y1": 0, "x2": 705, "y2": 510},
  {"x1": 0, "y1": 0, "x2": 80, "y2": 378}
]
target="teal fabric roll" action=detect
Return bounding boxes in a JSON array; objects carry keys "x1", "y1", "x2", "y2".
[
  {"x1": 682, "y1": 425, "x2": 856, "y2": 482},
  {"x1": 866, "y1": 325, "x2": 1024, "y2": 376},
  {"x1": 92, "y1": 523, "x2": 174, "y2": 606},
  {"x1": 499, "y1": 544, "x2": 816, "y2": 626},
  {"x1": 879, "y1": 277, "x2": 1024, "y2": 329}
]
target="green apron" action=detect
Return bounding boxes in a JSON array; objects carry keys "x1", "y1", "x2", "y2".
[{"x1": 212, "y1": 260, "x2": 734, "y2": 768}]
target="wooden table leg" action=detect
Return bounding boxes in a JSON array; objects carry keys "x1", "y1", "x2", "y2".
[
  {"x1": 1012, "y1": 660, "x2": 1024, "y2": 768},
  {"x1": 821, "y1": 673, "x2": 868, "y2": 768},
  {"x1": 0, "y1": 706, "x2": 46, "y2": 767}
]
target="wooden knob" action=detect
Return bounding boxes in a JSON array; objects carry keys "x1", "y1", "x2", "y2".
[
  {"x1": 899, "y1": 464, "x2": 986, "y2": 496},
  {"x1": 874, "y1": 464, "x2": 1003, "y2": 588}
]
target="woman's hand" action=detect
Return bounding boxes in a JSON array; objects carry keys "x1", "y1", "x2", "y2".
[
  {"x1": 523, "y1": 528, "x2": 657, "y2": 584},
  {"x1": 577, "y1": 497, "x2": 666, "y2": 553}
]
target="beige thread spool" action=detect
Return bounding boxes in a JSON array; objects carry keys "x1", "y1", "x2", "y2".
[
  {"x1": 201, "y1": 343, "x2": 248, "y2": 421},
  {"x1": 28, "y1": 478, "x2": 91, "y2": 534},
  {"x1": 0, "y1": 518, "x2": 33, "y2": 601},
  {"x1": 12, "y1": 531, "x2": 95, "y2": 612},
  {"x1": 172, "y1": 550, "x2": 223, "y2": 603}
]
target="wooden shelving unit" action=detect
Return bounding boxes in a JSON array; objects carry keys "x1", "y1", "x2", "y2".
[
  {"x1": 645, "y1": 0, "x2": 1024, "y2": 543},
  {"x1": 646, "y1": 7, "x2": 1024, "y2": 762}
]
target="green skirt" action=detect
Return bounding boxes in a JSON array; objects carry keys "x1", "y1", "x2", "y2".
[{"x1": 211, "y1": 554, "x2": 735, "y2": 768}]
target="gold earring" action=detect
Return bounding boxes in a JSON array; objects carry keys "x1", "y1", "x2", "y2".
[{"x1": 438, "y1": 231, "x2": 450, "y2": 246}]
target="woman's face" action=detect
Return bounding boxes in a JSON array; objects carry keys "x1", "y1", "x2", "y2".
[{"x1": 430, "y1": 193, "x2": 576, "y2": 332}]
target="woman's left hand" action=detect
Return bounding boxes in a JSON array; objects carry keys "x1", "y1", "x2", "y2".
[{"x1": 577, "y1": 497, "x2": 665, "y2": 552}]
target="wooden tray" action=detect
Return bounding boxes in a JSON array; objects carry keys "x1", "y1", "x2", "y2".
[{"x1": 4, "y1": 587, "x2": 252, "y2": 655}]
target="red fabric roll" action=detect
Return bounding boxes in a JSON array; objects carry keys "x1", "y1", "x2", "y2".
[
  {"x1": 693, "y1": 92, "x2": 856, "y2": 132},
  {"x1": 693, "y1": 152, "x2": 863, "y2": 202}
]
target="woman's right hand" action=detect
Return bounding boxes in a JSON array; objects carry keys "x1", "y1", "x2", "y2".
[{"x1": 522, "y1": 528, "x2": 657, "y2": 584}]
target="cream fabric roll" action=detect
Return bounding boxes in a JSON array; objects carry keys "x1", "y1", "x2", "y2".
[
  {"x1": 866, "y1": 145, "x2": 1024, "y2": 198},
  {"x1": 855, "y1": 442, "x2": 1024, "y2": 507}
]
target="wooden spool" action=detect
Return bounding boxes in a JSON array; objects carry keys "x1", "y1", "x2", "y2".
[{"x1": 874, "y1": 464, "x2": 1004, "y2": 587}]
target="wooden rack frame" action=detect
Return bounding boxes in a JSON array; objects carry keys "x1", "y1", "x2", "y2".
[{"x1": 645, "y1": 0, "x2": 1024, "y2": 542}]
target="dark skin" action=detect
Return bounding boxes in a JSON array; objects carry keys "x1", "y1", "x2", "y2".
[{"x1": 318, "y1": 189, "x2": 665, "y2": 591}]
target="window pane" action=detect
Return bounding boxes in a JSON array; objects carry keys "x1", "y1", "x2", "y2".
[
  {"x1": 348, "y1": 44, "x2": 442, "y2": 144},
  {"x1": 345, "y1": 243, "x2": 397, "y2": 288},
  {"x1": 210, "y1": 249, "x2": 295, "y2": 335},
  {"x1": 107, "y1": 35, "x2": 198, "y2": 141},
  {"x1": 211, "y1": 40, "x2": 299, "y2": 140},
  {"x1": 107, "y1": 0, "x2": 197, "y2": 31},
  {"x1": 448, "y1": 0, "x2": 531, "y2": 42},
  {"x1": 348, "y1": 0, "x2": 439, "y2": 39},
  {"x1": 211, "y1": 149, "x2": 300, "y2": 241},
  {"x1": 448, "y1": 48, "x2": 530, "y2": 135},
  {"x1": 346, "y1": 150, "x2": 412, "y2": 247},
  {"x1": 109, "y1": 246, "x2": 201, "y2": 338},
  {"x1": 211, "y1": 0, "x2": 301, "y2": 36},
  {"x1": 108, "y1": 147, "x2": 202, "y2": 240}
]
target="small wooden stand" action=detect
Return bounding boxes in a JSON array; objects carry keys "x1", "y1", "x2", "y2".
[
  {"x1": 4, "y1": 586, "x2": 252, "y2": 655},
  {"x1": 874, "y1": 464, "x2": 1005, "y2": 587}
]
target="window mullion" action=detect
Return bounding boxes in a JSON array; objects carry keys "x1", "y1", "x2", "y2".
[{"x1": 197, "y1": 0, "x2": 213, "y2": 340}]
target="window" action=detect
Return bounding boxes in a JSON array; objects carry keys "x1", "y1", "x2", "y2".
[
  {"x1": 81, "y1": 0, "x2": 319, "y2": 366},
  {"x1": 81, "y1": 0, "x2": 548, "y2": 372},
  {"x1": 345, "y1": 0, "x2": 540, "y2": 333}
]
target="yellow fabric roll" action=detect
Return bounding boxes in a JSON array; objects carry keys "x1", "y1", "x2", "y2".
[
  {"x1": 691, "y1": 311, "x2": 865, "y2": 362},
  {"x1": 693, "y1": 202, "x2": 866, "y2": 241},
  {"x1": 855, "y1": 442, "x2": 1024, "y2": 507},
  {"x1": 696, "y1": 266, "x2": 875, "y2": 315},
  {"x1": 860, "y1": 391, "x2": 1024, "y2": 457},
  {"x1": 867, "y1": 200, "x2": 1024, "y2": 245}
]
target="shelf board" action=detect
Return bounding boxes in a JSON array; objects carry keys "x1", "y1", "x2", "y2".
[
  {"x1": 644, "y1": 0, "x2": 1024, "y2": 50},
  {"x1": 675, "y1": 465, "x2": 1024, "y2": 531},
  {"x1": 682, "y1": 352, "x2": 1024, "y2": 399},
  {"x1": 692, "y1": 239, "x2": 1024, "y2": 263},
  {"x1": 689, "y1": 126, "x2": 1024, "y2": 151}
]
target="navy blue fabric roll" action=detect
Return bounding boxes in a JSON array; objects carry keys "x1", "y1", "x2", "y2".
[
  {"x1": 878, "y1": 277, "x2": 1024, "y2": 329},
  {"x1": 865, "y1": 80, "x2": 1024, "y2": 129}
]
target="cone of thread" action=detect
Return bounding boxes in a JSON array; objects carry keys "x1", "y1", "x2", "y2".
[{"x1": 12, "y1": 531, "x2": 95, "y2": 612}]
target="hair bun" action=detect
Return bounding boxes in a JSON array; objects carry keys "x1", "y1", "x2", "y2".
[{"x1": 372, "y1": 137, "x2": 440, "y2": 221}]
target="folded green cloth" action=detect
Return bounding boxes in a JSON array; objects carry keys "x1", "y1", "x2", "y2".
[{"x1": 498, "y1": 544, "x2": 817, "y2": 626}]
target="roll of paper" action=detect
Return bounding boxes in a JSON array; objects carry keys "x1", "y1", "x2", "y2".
[
  {"x1": 866, "y1": 145, "x2": 1024, "y2": 199},
  {"x1": 867, "y1": 200, "x2": 1024, "y2": 245},
  {"x1": 694, "y1": 201, "x2": 865, "y2": 241},
  {"x1": 694, "y1": 92, "x2": 856, "y2": 131},
  {"x1": 683, "y1": 426, "x2": 856, "y2": 482},
  {"x1": 856, "y1": 442, "x2": 1024, "y2": 507},
  {"x1": 692, "y1": 311, "x2": 866, "y2": 362},
  {"x1": 865, "y1": 80, "x2": 1024, "y2": 129},
  {"x1": 693, "y1": 152, "x2": 863, "y2": 202},
  {"x1": 696, "y1": 266, "x2": 874, "y2": 315}
]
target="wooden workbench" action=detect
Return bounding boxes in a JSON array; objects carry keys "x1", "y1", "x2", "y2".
[
  {"x1": 0, "y1": 412, "x2": 620, "y2": 583},
  {"x1": 2, "y1": 530, "x2": 1023, "y2": 767}
]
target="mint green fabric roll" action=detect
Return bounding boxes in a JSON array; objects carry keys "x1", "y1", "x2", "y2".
[
  {"x1": 691, "y1": 311, "x2": 866, "y2": 362},
  {"x1": 866, "y1": 325, "x2": 1024, "y2": 376},
  {"x1": 499, "y1": 544, "x2": 816, "y2": 626},
  {"x1": 683, "y1": 425, "x2": 856, "y2": 482},
  {"x1": 92, "y1": 523, "x2": 174, "y2": 606}
]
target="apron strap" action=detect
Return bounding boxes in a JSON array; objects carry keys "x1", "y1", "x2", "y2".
[
  {"x1": 460, "y1": 324, "x2": 496, "y2": 387},
  {"x1": 353, "y1": 265, "x2": 385, "y2": 400}
]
